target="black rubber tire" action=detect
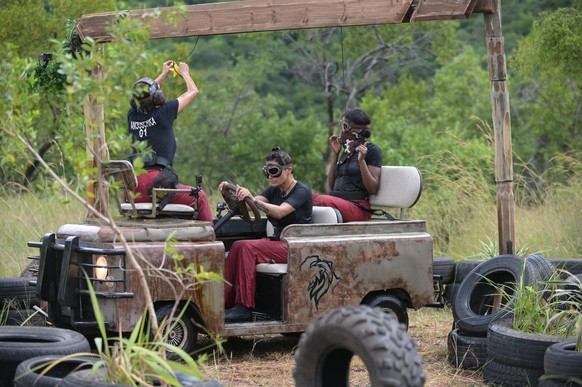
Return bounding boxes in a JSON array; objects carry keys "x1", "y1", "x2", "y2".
[
  {"x1": 483, "y1": 358, "x2": 544, "y2": 387},
  {"x1": 293, "y1": 305, "x2": 425, "y2": 387},
  {"x1": 446, "y1": 328, "x2": 487, "y2": 370},
  {"x1": 14, "y1": 355, "x2": 97, "y2": 387},
  {"x1": 433, "y1": 256, "x2": 456, "y2": 285},
  {"x1": 5, "y1": 309, "x2": 46, "y2": 326},
  {"x1": 549, "y1": 258, "x2": 582, "y2": 276},
  {"x1": 0, "y1": 277, "x2": 39, "y2": 309},
  {"x1": 544, "y1": 340, "x2": 582, "y2": 380},
  {"x1": 156, "y1": 303, "x2": 198, "y2": 359},
  {"x1": 539, "y1": 379, "x2": 580, "y2": 387},
  {"x1": 0, "y1": 326, "x2": 91, "y2": 385},
  {"x1": 453, "y1": 260, "x2": 481, "y2": 283},
  {"x1": 443, "y1": 283, "x2": 460, "y2": 307},
  {"x1": 524, "y1": 253, "x2": 556, "y2": 290},
  {"x1": 453, "y1": 254, "x2": 543, "y2": 337},
  {"x1": 61, "y1": 369, "x2": 129, "y2": 386},
  {"x1": 364, "y1": 293, "x2": 409, "y2": 329},
  {"x1": 487, "y1": 318, "x2": 561, "y2": 369}
]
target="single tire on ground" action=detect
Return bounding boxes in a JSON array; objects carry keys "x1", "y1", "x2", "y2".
[
  {"x1": 483, "y1": 358, "x2": 544, "y2": 387},
  {"x1": 446, "y1": 328, "x2": 487, "y2": 370},
  {"x1": 14, "y1": 354, "x2": 97, "y2": 387},
  {"x1": 293, "y1": 305, "x2": 425, "y2": 387},
  {"x1": 487, "y1": 318, "x2": 562, "y2": 370},
  {"x1": 453, "y1": 254, "x2": 549, "y2": 337},
  {"x1": 543, "y1": 340, "x2": 582, "y2": 381},
  {"x1": 0, "y1": 326, "x2": 91, "y2": 384}
]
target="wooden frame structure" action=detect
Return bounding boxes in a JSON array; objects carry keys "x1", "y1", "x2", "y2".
[{"x1": 76, "y1": 0, "x2": 515, "y2": 255}]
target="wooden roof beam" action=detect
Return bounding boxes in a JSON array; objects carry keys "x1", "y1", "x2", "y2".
[{"x1": 75, "y1": 0, "x2": 494, "y2": 43}]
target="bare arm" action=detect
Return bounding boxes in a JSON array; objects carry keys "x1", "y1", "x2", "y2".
[
  {"x1": 176, "y1": 62, "x2": 199, "y2": 113},
  {"x1": 154, "y1": 60, "x2": 173, "y2": 85},
  {"x1": 326, "y1": 135, "x2": 342, "y2": 191},
  {"x1": 357, "y1": 143, "x2": 381, "y2": 194},
  {"x1": 253, "y1": 196, "x2": 296, "y2": 219}
]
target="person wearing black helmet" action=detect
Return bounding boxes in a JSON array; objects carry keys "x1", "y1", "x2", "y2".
[
  {"x1": 312, "y1": 108, "x2": 383, "y2": 222},
  {"x1": 127, "y1": 60, "x2": 213, "y2": 222}
]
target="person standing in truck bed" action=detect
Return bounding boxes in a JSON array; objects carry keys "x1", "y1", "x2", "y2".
[{"x1": 127, "y1": 60, "x2": 213, "y2": 222}]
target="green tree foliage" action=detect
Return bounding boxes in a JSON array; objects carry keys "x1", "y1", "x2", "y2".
[{"x1": 513, "y1": 4, "x2": 582, "y2": 180}]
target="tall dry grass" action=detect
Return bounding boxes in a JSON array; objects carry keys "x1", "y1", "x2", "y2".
[
  {"x1": 416, "y1": 149, "x2": 581, "y2": 260},
  {"x1": 0, "y1": 191, "x2": 84, "y2": 277},
  {"x1": 1, "y1": 153, "x2": 580, "y2": 276}
]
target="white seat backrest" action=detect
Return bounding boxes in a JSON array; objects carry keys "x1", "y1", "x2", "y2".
[
  {"x1": 265, "y1": 206, "x2": 342, "y2": 237},
  {"x1": 369, "y1": 166, "x2": 422, "y2": 209}
]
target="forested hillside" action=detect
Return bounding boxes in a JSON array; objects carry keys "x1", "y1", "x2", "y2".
[{"x1": 1, "y1": 0, "x2": 580, "y2": 260}]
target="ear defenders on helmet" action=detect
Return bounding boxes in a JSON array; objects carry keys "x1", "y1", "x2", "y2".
[{"x1": 131, "y1": 77, "x2": 166, "y2": 109}]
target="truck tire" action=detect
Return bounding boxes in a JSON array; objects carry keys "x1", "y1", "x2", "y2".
[
  {"x1": 453, "y1": 254, "x2": 544, "y2": 336},
  {"x1": 487, "y1": 318, "x2": 561, "y2": 369},
  {"x1": 543, "y1": 340, "x2": 582, "y2": 381},
  {"x1": 483, "y1": 358, "x2": 544, "y2": 387},
  {"x1": 446, "y1": 328, "x2": 487, "y2": 370},
  {"x1": 364, "y1": 293, "x2": 409, "y2": 329},
  {"x1": 14, "y1": 354, "x2": 96, "y2": 387},
  {"x1": 0, "y1": 277, "x2": 38, "y2": 309},
  {"x1": 293, "y1": 305, "x2": 425, "y2": 387},
  {"x1": 156, "y1": 303, "x2": 198, "y2": 359},
  {"x1": 433, "y1": 257, "x2": 455, "y2": 284},
  {"x1": 0, "y1": 326, "x2": 91, "y2": 385}
]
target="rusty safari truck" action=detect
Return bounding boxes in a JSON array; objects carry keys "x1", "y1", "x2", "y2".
[{"x1": 28, "y1": 161, "x2": 434, "y2": 354}]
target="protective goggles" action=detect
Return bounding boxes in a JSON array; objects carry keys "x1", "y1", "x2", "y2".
[
  {"x1": 262, "y1": 164, "x2": 287, "y2": 178},
  {"x1": 339, "y1": 118, "x2": 352, "y2": 132}
]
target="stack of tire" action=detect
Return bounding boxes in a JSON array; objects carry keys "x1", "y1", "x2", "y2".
[
  {"x1": 0, "y1": 326, "x2": 92, "y2": 387},
  {"x1": 447, "y1": 254, "x2": 556, "y2": 378},
  {"x1": 0, "y1": 277, "x2": 44, "y2": 326}
]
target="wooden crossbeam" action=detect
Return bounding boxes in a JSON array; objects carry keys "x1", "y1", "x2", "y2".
[
  {"x1": 75, "y1": 0, "x2": 493, "y2": 43},
  {"x1": 411, "y1": 0, "x2": 479, "y2": 22}
]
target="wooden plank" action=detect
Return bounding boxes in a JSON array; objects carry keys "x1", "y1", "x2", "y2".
[
  {"x1": 411, "y1": 0, "x2": 478, "y2": 22},
  {"x1": 77, "y1": 0, "x2": 416, "y2": 42}
]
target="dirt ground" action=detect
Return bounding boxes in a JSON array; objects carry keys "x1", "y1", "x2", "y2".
[{"x1": 199, "y1": 308, "x2": 488, "y2": 387}]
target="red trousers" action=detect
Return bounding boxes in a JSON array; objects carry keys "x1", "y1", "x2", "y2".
[
  {"x1": 312, "y1": 193, "x2": 371, "y2": 222},
  {"x1": 224, "y1": 238, "x2": 288, "y2": 309},
  {"x1": 133, "y1": 169, "x2": 213, "y2": 223}
]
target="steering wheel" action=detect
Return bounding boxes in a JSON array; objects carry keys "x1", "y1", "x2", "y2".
[{"x1": 220, "y1": 182, "x2": 261, "y2": 224}]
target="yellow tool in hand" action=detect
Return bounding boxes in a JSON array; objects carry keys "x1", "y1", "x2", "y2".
[{"x1": 169, "y1": 61, "x2": 181, "y2": 77}]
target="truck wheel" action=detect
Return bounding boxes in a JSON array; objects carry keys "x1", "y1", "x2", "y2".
[
  {"x1": 0, "y1": 326, "x2": 91, "y2": 384},
  {"x1": 156, "y1": 304, "x2": 198, "y2": 359},
  {"x1": 293, "y1": 305, "x2": 425, "y2": 387},
  {"x1": 364, "y1": 293, "x2": 409, "y2": 329}
]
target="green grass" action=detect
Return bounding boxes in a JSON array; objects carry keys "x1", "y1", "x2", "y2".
[
  {"x1": 1, "y1": 157, "x2": 580, "y2": 276},
  {"x1": 0, "y1": 192, "x2": 84, "y2": 277}
]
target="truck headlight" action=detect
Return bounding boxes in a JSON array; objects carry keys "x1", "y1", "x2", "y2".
[{"x1": 94, "y1": 255, "x2": 108, "y2": 280}]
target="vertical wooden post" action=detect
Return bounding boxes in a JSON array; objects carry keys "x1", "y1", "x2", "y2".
[
  {"x1": 484, "y1": 0, "x2": 515, "y2": 255},
  {"x1": 83, "y1": 63, "x2": 109, "y2": 217}
]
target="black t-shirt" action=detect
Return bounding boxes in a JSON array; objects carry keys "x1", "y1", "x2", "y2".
[
  {"x1": 260, "y1": 181, "x2": 313, "y2": 240},
  {"x1": 127, "y1": 99, "x2": 179, "y2": 164},
  {"x1": 333, "y1": 142, "x2": 382, "y2": 194}
]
